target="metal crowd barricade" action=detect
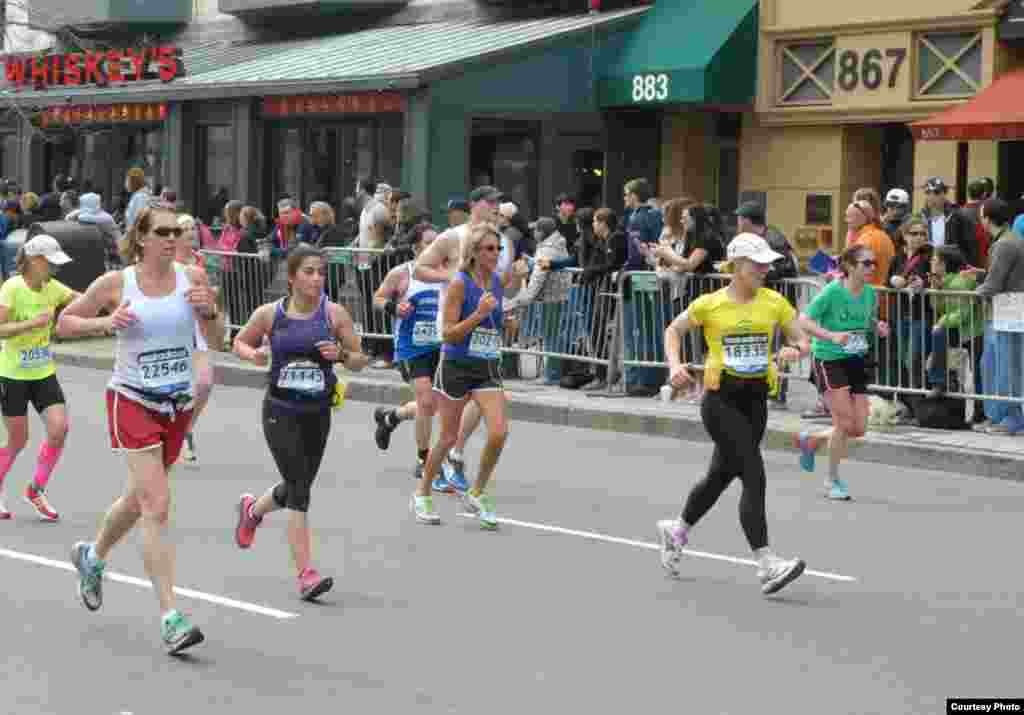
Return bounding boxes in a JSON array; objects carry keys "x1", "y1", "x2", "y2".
[
  {"x1": 502, "y1": 269, "x2": 618, "y2": 376},
  {"x1": 616, "y1": 271, "x2": 823, "y2": 382},
  {"x1": 200, "y1": 249, "x2": 275, "y2": 332},
  {"x1": 323, "y1": 246, "x2": 409, "y2": 344},
  {"x1": 870, "y1": 285, "x2": 1024, "y2": 407}
]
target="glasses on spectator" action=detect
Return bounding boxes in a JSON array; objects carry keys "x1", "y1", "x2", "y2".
[
  {"x1": 858, "y1": 259, "x2": 878, "y2": 268},
  {"x1": 478, "y1": 244, "x2": 500, "y2": 253},
  {"x1": 906, "y1": 230, "x2": 927, "y2": 237},
  {"x1": 151, "y1": 226, "x2": 185, "y2": 239}
]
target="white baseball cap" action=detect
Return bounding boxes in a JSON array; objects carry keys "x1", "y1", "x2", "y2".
[
  {"x1": 23, "y1": 235, "x2": 72, "y2": 265},
  {"x1": 727, "y1": 233, "x2": 782, "y2": 264},
  {"x1": 885, "y1": 188, "x2": 910, "y2": 205}
]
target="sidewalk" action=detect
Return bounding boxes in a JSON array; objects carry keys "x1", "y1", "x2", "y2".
[{"x1": 52, "y1": 337, "x2": 1024, "y2": 482}]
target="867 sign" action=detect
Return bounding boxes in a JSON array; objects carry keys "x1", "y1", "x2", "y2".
[{"x1": 835, "y1": 48, "x2": 907, "y2": 92}]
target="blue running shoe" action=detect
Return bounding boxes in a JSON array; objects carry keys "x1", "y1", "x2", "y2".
[
  {"x1": 432, "y1": 475, "x2": 452, "y2": 494},
  {"x1": 794, "y1": 431, "x2": 817, "y2": 473},
  {"x1": 442, "y1": 458, "x2": 470, "y2": 493},
  {"x1": 828, "y1": 479, "x2": 851, "y2": 501},
  {"x1": 441, "y1": 454, "x2": 468, "y2": 492},
  {"x1": 71, "y1": 542, "x2": 104, "y2": 612}
]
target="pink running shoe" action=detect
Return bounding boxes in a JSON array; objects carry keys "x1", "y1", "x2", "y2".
[
  {"x1": 234, "y1": 494, "x2": 262, "y2": 549},
  {"x1": 298, "y1": 567, "x2": 334, "y2": 602}
]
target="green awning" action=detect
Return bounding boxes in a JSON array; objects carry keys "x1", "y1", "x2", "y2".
[{"x1": 597, "y1": 0, "x2": 758, "y2": 108}]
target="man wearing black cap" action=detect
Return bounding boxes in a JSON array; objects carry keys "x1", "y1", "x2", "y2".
[
  {"x1": 735, "y1": 202, "x2": 796, "y2": 283},
  {"x1": 919, "y1": 177, "x2": 975, "y2": 265}
]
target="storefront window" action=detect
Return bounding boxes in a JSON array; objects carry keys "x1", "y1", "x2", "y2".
[
  {"x1": 198, "y1": 125, "x2": 234, "y2": 225},
  {"x1": 778, "y1": 40, "x2": 835, "y2": 105},
  {"x1": 916, "y1": 31, "x2": 981, "y2": 98},
  {"x1": 471, "y1": 119, "x2": 540, "y2": 220},
  {"x1": 267, "y1": 121, "x2": 401, "y2": 217},
  {"x1": 1, "y1": 132, "x2": 18, "y2": 181}
]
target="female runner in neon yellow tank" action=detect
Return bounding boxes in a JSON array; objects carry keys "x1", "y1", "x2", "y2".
[{"x1": 0, "y1": 235, "x2": 79, "y2": 520}]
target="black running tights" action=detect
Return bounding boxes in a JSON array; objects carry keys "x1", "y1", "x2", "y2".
[
  {"x1": 681, "y1": 383, "x2": 769, "y2": 550},
  {"x1": 262, "y1": 400, "x2": 331, "y2": 513}
]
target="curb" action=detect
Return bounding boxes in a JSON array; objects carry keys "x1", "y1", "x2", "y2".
[{"x1": 54, "y1": 350, "x2": 1024, "y2": 483}]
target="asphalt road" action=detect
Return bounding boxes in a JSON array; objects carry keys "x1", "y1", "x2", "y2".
[{"x1": 0, "y1": 365, "x2": 1020, "y2": 714}]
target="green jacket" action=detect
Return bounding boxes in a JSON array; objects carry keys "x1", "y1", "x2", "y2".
[{"x1": 933, "y1": 273, "x2": 984, "y2": 339}]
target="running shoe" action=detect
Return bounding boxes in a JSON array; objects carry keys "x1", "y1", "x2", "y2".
[
  {"x1": 298, "y1": 567, "x2": 334, "y2": 601},
  {"x1": 373, "y1": 408, "x2": 396, "y2": 451},
  {"x1": 656, "y1": 519, "x2": 687, "y2": 578},
  {"x1": 70, "y1": 542, "x2": 104, "y2": 611},
  {"x1": 180, "y1": 433, "x2": 197, "y2": 464},
  {"x1": 463, "y1": 492, "x2": 498, "y2": 530},
  {"x1": 235, "y1": 494, "x2": 262, "y2": 549},
  {"x1": 0, "y1": 497, "x2": 11, "y2": 520},
  {"x1": 410, "y1": 495, "x2": 441, "y2": 525},
  {"x1": 442, "y1": 454, "x2": 467, "y2": 491},
  {"x1": 827, "y1": 479, "x2": 851, "y2": 501},
  {"x1": 794, "y1": 432, "x2": 817, "y2": 473},
  {"x1": 25, "y1": 483, "x2": 58, "y2": 521},
  {"x1": 161, "y1": 610, "x2": 204, "y2": 655},
  {"x1": 432, "y1": 474, "x2": 453, "y2": 494},
  {"x1": 443, "y1": 463, "x2": 470, "y2": 493},
  {"x1": 758, "y1": 557, "x2": 807, "y2": 595}
]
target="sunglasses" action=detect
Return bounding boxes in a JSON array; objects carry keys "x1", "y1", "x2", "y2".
[
  {"x1": 478, "y1": 244, "x2": 500, "y2": 253},
  {"x1": 858, "y1": 259, "x2": 878, "y2": 268},
  {"x1": 151, "y1": 226, "x2": 185, "y2": 238}
]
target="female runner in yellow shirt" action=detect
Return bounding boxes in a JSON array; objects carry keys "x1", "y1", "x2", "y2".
[
  {"x1": 0, "y1": 236, "x2": 78, "y2": 520},
  {"x1": 657, "y1": 234, "x2": 811, "y2": 595}
]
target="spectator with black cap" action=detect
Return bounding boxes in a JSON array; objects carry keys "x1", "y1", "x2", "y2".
[
  {"x1": 735, "y1": 201, "x2": 796, "y2": 283},
  {"x1": 919, "y1": 177, "x2": 975, "y2": 265}
]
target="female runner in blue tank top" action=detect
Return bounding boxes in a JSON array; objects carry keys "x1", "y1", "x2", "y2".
[
  {"x1": 232, "y1": 244, "x2": 368, "y2": 601},
  {"x1": 413, "y1": 224, "x2": 518, "y2": 528}
]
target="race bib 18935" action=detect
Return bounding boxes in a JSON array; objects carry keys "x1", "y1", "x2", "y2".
[
  {"x1": 277, "y1": 360, "x2": 326, "y2": 396},
  {"x1": 19, "y1": 346, "x2": 52, "y2": 370},
  {"x1": 138, "y1": 347, "x2": 191, "y2": 394},
  {"x1": 723, "y1": 334, "x2": 769, "y2": 375},
  {"x1": 468, "y1": 328, "x2": 501, "y2": 360}
]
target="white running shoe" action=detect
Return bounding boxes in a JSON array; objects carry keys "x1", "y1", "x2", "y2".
[
  {"x1": 656, "y1": 519, "x2": 686, "y2": 578},
  {"x1": 757, "y1": 557, "x2": 806, "y2": 595},
  {"x1": 410, "y1": 495, "x2": 441, "y2": 525}
]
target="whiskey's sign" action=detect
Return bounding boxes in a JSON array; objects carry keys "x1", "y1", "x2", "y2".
[{"x1": 4, "y1": 47, "x2": 185, "y2": 89}]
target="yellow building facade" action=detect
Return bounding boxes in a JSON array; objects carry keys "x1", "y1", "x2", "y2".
[{"x1": 740, "y1": 0, "x2": 1013, "y2": 259}]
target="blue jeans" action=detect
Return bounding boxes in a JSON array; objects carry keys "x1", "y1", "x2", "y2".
[
  {"x1": 981, "y1": 325, "x2": 1024, "y2": 430},
  {"x1": 897, "y1": 319, "x2": 932, "y2": 387}
]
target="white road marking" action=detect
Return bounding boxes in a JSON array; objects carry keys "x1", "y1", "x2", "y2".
[
  {"x1": 457, "y1": 514, "x2": 857, "y2": 583},
  {"x1": 0, "y1": 547, "x2": 300, "y2": 619}
]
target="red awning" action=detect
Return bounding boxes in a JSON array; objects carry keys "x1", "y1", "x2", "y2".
[{"x1": 912, "y1": 69, "x2": 1024, "y2": 141}]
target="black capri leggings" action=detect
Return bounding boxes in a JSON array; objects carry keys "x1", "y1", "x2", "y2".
[
  {"x1": 262, "y1": 400, "x2": 331, "y2": 513},
  {"x1": 682, "y1": 378, "x2": 769, "y2": 551}
]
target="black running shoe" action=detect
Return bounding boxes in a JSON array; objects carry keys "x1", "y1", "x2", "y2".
[{"x1": 374, "y1": 407, "x2": 395, "y2": 451}]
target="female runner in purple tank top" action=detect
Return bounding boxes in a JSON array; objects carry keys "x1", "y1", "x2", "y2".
[{"x1": 232, "y1": 244, "x2": 368, "y2": 601}]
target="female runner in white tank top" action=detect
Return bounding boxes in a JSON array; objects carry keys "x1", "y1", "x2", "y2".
[{"x1": 57, "y1": 200, "x2": 224, "y2": 656}]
